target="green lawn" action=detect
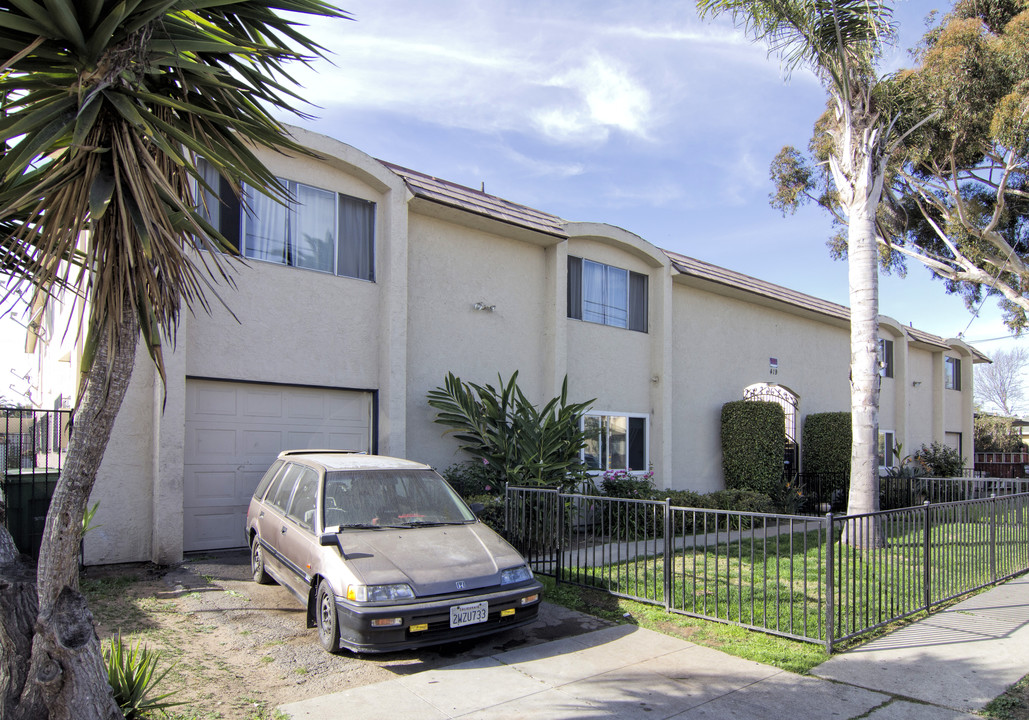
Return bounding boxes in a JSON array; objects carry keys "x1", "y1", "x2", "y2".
[{"x1": 555, "y1": 517, "x2": 1028, "y2": 645}]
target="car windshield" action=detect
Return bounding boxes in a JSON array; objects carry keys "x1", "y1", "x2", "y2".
[{"x1": 322, "y1": 469, "x2": 476, "y2": 528}]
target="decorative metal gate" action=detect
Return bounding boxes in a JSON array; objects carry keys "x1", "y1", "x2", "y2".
[{"x1": 745, "y1": 384, "x2": 799, "y2": 476}]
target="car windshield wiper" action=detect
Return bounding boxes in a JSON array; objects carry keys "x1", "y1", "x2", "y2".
[
  {"x1": 398, "y1": 519, "x2": 469, "y2": 527},
  {"x1": 339, "y1": 522, "x2": 387, "y2": 530}
]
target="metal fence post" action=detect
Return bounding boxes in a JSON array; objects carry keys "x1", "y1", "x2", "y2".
[
  {"x1": 923, "y1": 500, "x2": 931, "y2": 612},
  {"x1": 664, "y1": 498, "x2": 671, "y2": 612},
  {"x1": 990, "y1": 493, "x2": 997, "y2": 582},
  {"x1": 825, "y1": 512, "x2": 834, "y2": 654},
  {"x1": 555, "y1": 489, "x2": 564, "y2": 584}
]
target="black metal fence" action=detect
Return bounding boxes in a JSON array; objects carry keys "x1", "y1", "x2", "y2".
[
  {"x1": 505, "y1": 483, "x2": 1029, "y2": 652},
  {"x1": 1, "y1": 408, "x2": 72, "y2": 557}
]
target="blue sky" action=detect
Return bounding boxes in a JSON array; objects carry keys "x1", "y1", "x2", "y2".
[{"x1": 2, "y1": 0, "x2": 1023, "y2": 404}]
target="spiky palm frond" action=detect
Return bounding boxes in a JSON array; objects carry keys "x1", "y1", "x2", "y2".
[
  {"x1": 0, "y1": 0, "x2": 350, "y2": 384},
  {"x1": 697, "y1": 0, "x2": 894, "y2": 102}
]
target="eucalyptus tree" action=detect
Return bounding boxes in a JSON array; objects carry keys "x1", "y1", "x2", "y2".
[
  {"x1": 697, "y1": 0, "x2": 900, "y2": 543},
  {"x1": 0, "y1": 2, "x2": 347, "y2": 718},
  {"x1": 772, "y1": 0, "x2": 1029, "y2": 331}
]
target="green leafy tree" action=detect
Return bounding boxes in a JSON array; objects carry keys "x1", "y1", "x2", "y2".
[
  {"x1": 0, "y1": 2, "x2": 347, "y2": 718},
  {"x1": 427, "y1": 372, "x2": 593, "y2": 489},
  {"x1": 974, "y1": 413, "x2": 1026, "y2": 452},
  {"x1": 698, "y1": 0, "x2": 900, "y2": 545},
  {"x1": 771, "y1": 0, "x2": 1029, "y2": 330}
]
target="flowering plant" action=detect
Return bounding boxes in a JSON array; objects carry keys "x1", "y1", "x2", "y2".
[{"x1": 600, "y1": 468, "x2": 656, "y2": 499}]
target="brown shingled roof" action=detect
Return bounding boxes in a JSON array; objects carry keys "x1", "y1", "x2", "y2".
[
  {"x1": 380, "y1": 161, "x2": 566, "y2": 238},
  {"x1": 665, "y1": 250, "x2": 851, "y2": 322}
]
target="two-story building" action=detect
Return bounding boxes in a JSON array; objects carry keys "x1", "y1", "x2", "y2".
[{"x1": 76, "y1": 127, "x2": 985, "y2": 565}]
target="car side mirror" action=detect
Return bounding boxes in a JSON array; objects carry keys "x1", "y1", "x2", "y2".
[
  {"x1": 319, "y1": 532, "x2": 338, "y2": 546},
  {"x1": 469, "y1": 502, "x2": 485, "y2": 516}
]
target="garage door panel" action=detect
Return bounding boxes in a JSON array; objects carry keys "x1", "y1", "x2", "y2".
[
  {"x1": 185, "y1": 509, "x2": 246, "y2": 551},
  {"x1": 243, "y1": 389, "x2": 284, "y2": 418},
  {"x1": 286, "y1": 392, "x2": 326, "y2": 419},
  {"x1": 242, "y1": 429, "x2": 286, "y2": 456},
  {"x1": 327, "y1": 393, "x2": 369, "y2": 420},
  {"x1": 186, "y1": 469, "x2": 237, "y2": 503},
  {"x1": 190, "y1": 385, "x2": 238, "y2": 416},
  {"x1": 184, "y1": 380, "x2": 372, "y2": 552},
  {"x1": 193, "y1": 428, "x2": 238, "y2": 459}
]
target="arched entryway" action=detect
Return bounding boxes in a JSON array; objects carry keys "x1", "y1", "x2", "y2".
[{"x1": 744, "y1": 383, "x2": 799, "y2": 477}]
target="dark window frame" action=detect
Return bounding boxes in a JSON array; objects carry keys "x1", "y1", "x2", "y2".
[
  {"x1": 567, "y1": 255, "x2": 648, "y2": 333},
  {"x1": 945, "y1": 356, "x2": 962, "y2": 390},
  {"x1": 197, "y1": 160, "x2": 375, "y2": 282}
]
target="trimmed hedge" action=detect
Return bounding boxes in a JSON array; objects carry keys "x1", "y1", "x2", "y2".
[
  {"x1": 721, "y1": 400, "x2": 785, "y2": 497},
  {"x1": 801, "y1": 411, "x2": 851, "y2": 475}
]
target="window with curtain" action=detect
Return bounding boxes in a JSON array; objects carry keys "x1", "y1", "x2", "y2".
[
  {"x1": 582, "y1": 413, "x2": 648, "y2": 472},
  {"x1": 567, "y1": 256, "x2": 647, "y2": 332},
  {"x1": 197, "y1": 159, "x2": 375, "y2": 281}
]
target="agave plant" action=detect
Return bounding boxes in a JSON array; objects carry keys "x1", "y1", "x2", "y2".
[{"x1": 103, "y1": 632, "x2": 183, "y2": 720}]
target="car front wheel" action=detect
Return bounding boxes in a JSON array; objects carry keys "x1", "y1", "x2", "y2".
[
  {"x1": 250, "y1": 537, "x2": 274, "y2": 585},
  {"x1": 317, "y1": 580, "x2": 343, "y2": 653}
]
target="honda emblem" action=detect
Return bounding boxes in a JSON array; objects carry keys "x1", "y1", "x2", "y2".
[{"x1": 456, "y1": 580, "x2": 466, "y2": 590}]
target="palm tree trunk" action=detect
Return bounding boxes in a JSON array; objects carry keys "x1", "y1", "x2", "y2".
[
  {"x1": 844, "y1": 197, "x2": 885, "y2": 548},
  {"x1": 3, "y1": 303, "x2": 139, "y2": 720}
]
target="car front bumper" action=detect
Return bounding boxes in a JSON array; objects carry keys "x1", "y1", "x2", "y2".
[{"x1": 332, "y1": 580, "x2": 544, "y2": 653}]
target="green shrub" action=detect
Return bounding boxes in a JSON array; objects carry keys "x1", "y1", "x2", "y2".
[
  {"x1": 801, "y1": 412, "x2": 851, "y2": 475},
  {"x1": 427, "y1": 371, "x2": 593, "y2": 489},
  {"x1": 441, "y1": 460, "x2": 501, "y2": 497},
  {"x1": 721, "y1": 400, "x2": 785, "y2": 496},
  {"x1": 914, "y1": 442, "x2": 964, "y2": 477},
  {"x1": 703, "y1": 489, "x2": 777, "y2": 515},
  {"x1": 465, "y1": 493, "x2": 504, "y2": 533},
  {"x1": 103, "y1": 632, "x2": 181, "y2": 719}
]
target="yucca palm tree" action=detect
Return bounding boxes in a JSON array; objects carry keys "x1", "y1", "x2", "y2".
[
  {"x1": 0, "y1": 2, "x2": 347, "y2": 717},
  {"x1": 696, "y1": 0, "x2": 897, "y2": 544}
]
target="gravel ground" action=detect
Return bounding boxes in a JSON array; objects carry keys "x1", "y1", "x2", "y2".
[{"x1": 85, "y1": 549, "x2": 612, "y2": 719}]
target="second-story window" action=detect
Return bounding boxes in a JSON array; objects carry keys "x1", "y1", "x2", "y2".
[
  {"x1": 197, "y1": 160, "x2": 375, "y2": 281},
  {"x1": 945, "y1": 356, "x2": 961, "y2": 390},
  {"x1": 567, "y1": 256, "x2": 647, "y2": 332}
]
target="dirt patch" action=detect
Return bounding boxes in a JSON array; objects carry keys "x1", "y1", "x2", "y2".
[{"x1": 83, "y1": 550, "x2": 612, "y2": 719}]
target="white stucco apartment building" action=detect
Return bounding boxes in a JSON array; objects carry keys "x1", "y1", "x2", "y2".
[{"x1": 79, "y1": 127, "x2": 985, "y2": 565}]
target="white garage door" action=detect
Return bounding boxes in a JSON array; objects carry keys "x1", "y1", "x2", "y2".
[{"x1": 183, "y1": 379, "x2": 373, "y2": 552}]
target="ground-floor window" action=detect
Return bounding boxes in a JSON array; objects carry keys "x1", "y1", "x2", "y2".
[
  {"x1": 582, "y1": 413, "x2": 648, "y2": 472},
  {"x1": 878, "y1": 431, "x2": 895, "y2": 468}
]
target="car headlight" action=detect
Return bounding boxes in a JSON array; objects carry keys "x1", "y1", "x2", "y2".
[
  {"x1": 500, "y1": 565, "x2": 533, "y2": 585},
  {"x1": 346, "y1": 583, "x2": 415, "y2": 602}
]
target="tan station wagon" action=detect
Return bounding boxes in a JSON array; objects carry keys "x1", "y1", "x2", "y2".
[{"x1": 245, "y1": 450, "x2": 543, "y2": 653}]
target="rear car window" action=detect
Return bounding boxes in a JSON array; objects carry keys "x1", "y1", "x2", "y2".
[
  {"x1": 267, "y1": 464, "x2": 305, "y2": 513},
  {"x1": 253, "y1": 460, "x2": 285, "y2": 501},
  {"x1": 286, "y1": 467, "x2": 320, "y2": 530}
]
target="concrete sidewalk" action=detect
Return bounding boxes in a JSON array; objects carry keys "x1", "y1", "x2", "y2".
[{"x1": 280, "y1": 573, "x2": 1029, "y2": 719}]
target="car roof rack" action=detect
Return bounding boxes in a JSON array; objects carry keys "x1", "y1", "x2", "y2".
[{"x1": 280, "y1": 449, "x2": 368, "y2": 457}]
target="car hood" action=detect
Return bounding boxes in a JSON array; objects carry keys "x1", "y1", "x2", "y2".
[{"x1": 336, "y1": 523, "x2": 527, "y2": 595}]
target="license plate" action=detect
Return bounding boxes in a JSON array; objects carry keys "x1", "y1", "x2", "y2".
[{"x1": 450, "y1": 601, "x2": 488, "y2": 628}]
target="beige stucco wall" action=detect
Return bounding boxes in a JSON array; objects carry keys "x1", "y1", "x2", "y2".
[
  {"x1": 82, "y1": 351, "x2": 157, "y2": 565},
  {"x1": 403, "y1": 213, "x2": 551, "y2": 471},
  {"x1": 670, "y1": 280, "x2": 861, "y2": 493}
]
